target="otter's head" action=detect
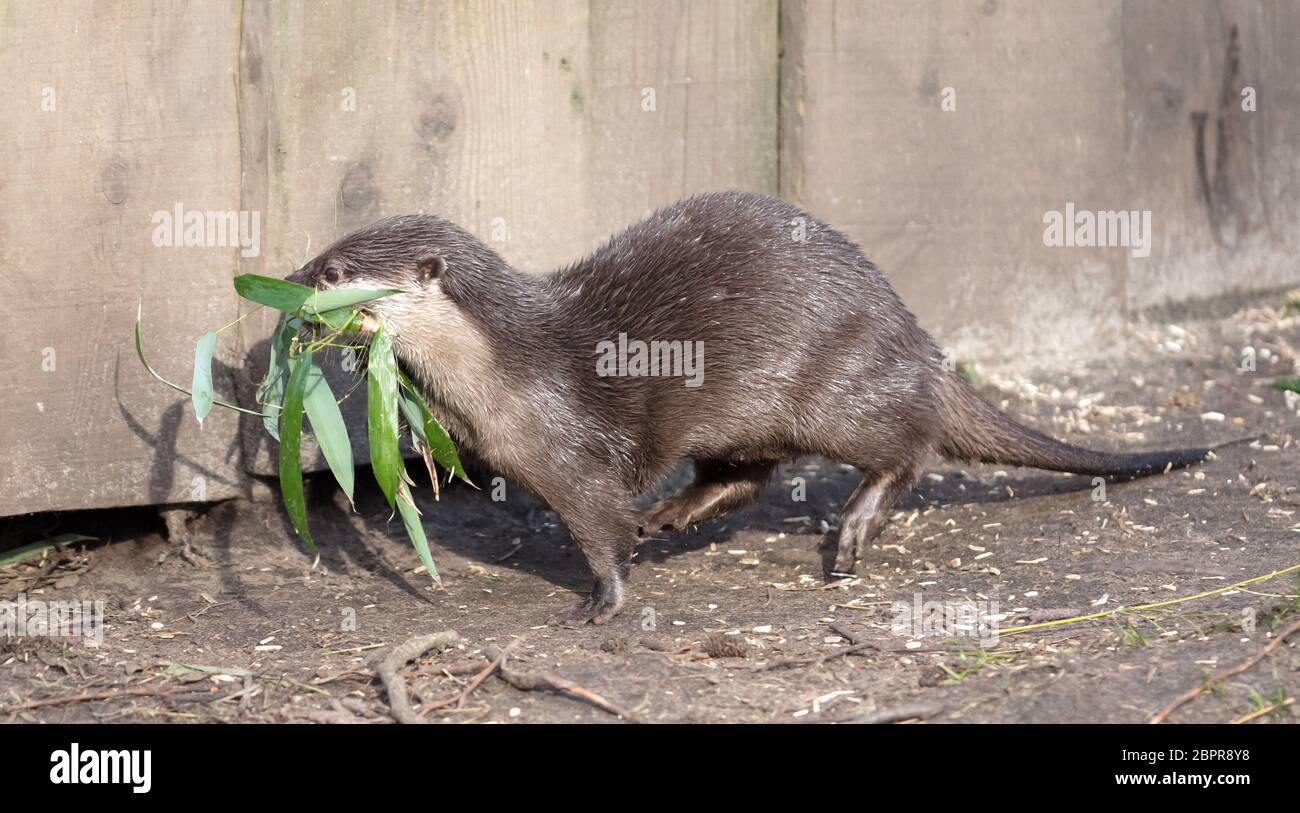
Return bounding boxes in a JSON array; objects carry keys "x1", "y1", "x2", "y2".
[{"x1": 285, "y1": 214, "x2": 476, "y2": 340}]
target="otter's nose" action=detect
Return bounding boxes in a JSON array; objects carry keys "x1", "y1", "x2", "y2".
[{"x1": 285, "y1": 267, "x2": 311, "y2": 286}]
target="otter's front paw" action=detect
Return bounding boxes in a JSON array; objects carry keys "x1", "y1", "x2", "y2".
[{"x1": 551, "y1": 576, "x2": 625, "y2": 626}]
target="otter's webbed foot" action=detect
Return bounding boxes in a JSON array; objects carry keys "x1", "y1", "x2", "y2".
[
  {"x1": 638, "y1": 498, "x2": 691, "y2": 535},
  {"x1": 831, "y1": 471, "x2": 910, "y2": 575},
  {"x1": 552, "y1": 574, "x2": 625, "y2": 627},
  {"x1": 637, "y1": 460, "x2": 777, "y2": 537}
]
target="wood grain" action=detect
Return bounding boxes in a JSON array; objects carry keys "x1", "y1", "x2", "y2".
[{"x1": 0, "y1": 1, "x2": 248, "y2": 514}]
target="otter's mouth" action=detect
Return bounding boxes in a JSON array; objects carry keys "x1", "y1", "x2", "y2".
[{"x1": 354, "y1": 311, "x2": 382, "y2": 335}]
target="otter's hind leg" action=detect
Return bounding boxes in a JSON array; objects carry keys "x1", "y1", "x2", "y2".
[
  {"x1": 832, "y1": 471, "x2": 914, "y2": 575},
  {"x1": 641, "y1": 459, "x2": 777, "y2": 534}
]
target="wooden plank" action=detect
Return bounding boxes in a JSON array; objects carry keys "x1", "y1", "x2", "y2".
[
  {"x1": 237, "y1": 0, "x2": 594, "y2": 473},
  {"x1": 0, "y1": 0, "x2": 247, "y2": 515},
  {"x1": 586, "y1": 0, "x2": 779, "y2": 230},
  {"x1": 1120, "y1": 0, "x2": 1300, "y2": 312},
  {"x1": 780, "y1": 0, "x2": 1130, "y2": 366},
  {"x1": 238, "y1": 0, "x2": 778, "y2": 474}
]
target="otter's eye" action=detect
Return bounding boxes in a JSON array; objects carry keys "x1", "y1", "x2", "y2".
[{"x1": 321, "y1": 266, "x2": 342, "y2": 285}]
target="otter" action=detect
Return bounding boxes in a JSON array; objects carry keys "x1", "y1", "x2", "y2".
[{"x1": 285, "y1": 191, "x2": 1209, "y2": 624}]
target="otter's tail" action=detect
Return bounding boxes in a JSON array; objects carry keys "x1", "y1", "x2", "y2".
[{"x1": 934, "y1": 372, "x2": 1211, "y2": 479}]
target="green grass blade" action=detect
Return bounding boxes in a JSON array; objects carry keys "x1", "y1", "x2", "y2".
[
  {"x1": 398, "y1": 372, "x2": 474, "y2": 486},
  {"x1": 255, "y1": 315, "x2": 292, "y2": 440},
  {"x1": 134, "y1": 304, "x2": 262, "y2": 417},
  {"x1": 279, "y1": 352, "x2": 316, "y2": 552},
  {"x1": 367, "y1": 326, "x2": 402, "y2": 507},
  {"x1": 0, "y1": 533, "x2": 96, "y2": 566},
  {"x1": 303, "y1": 360, "x2": 355, "y2": 506},
  {"x1": 395, "y1": 482, "x2": 439, "y2": 583},
  {"x1": 1275, "y1": 376, "x2": 1300, "y2": 394},
  {"x1": 234, "y1": 274, "x2": 316, "y2": 312},
  {"x1": 191, "y1": 330, "x2": 217, "y2": 425}
]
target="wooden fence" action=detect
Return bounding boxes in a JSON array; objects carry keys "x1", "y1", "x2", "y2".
[{"x1": 3, "y1": 1, "x2": 1295, "y2": 515}]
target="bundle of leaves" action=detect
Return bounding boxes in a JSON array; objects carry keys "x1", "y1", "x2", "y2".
[{"x1": 135, "y1": 274, "x2": 469, "y2": 580}]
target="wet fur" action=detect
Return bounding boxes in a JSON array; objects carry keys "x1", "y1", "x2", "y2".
[{"x1": 287, "y1": 191, "x2": 1209, "y2": 623}]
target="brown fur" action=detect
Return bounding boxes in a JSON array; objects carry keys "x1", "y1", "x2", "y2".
[{"x1": 287, "y1": 191, "x2": 1209, "y2": 623}]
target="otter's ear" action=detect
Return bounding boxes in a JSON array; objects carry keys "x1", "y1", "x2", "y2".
[{"x1": 416, "y1": 253, "x2": 446, "y2": 285}]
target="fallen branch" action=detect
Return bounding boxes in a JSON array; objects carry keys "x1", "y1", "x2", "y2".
[
  {"x1": 1149, "y1": 617, "x2": 1300, "y2": 724},
  {"x1": 376, "y1": 631, "x2": 461, "y2": 724},
  {"x1": 483, "y1": 644, "x2": 637, "y2": 721},
  {"x1": 420, "y1": 637, "x2": 526, "y2": 714}
]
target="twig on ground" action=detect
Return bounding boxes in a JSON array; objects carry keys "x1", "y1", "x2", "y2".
[
  {"x1": 1149, "y1": 617, "x2": 1300, "y2": 724},
  {"x1": 639, "y1": 636, "x2": 697, "y2": 654},
  {"x1": 847, "y1": 701, "x2": 947, "y2": 724},
  {"x1": 829, "y1": 622, "x2": 867, "y2": 644},
  {"x1": 421, "y1": 637, "x2": 526, "y2": 714},
  {"x1": 5, "y1": 552, "x2": 70, "y2": 593},
  {"x1": 1022, "y1": 608, "x2": 1084, "y2": 623},
  {"x1": 376, "y1": 631, "x2": 462, "y2": 724},
  {"x1": 490, "y1": 541, "x2": 523, "y2": 564},
  {"x1": 321, "y1": 642, "x2": 386, "y2": 657},
  {"x1": 171, "y1": 599, "x2": 235, "y2": 625},
  {"x1": 753, "y1": 643, "x2": 880, "y2": 672},
  {"x1": 483, "y1": 644, "x2": 637, "y2": 720},
  {"x1": 1232, "y1": 697, "x2": 1294, "y2": 724},
  {"x1": 1, "y1": 684, "x2": 182, "y2": 713},
  {"x1": 744, "y1": 623, "x2": 880, "y2": 672},
  {"x1": 165, "y1": 688, "x2": 236, "y2": 705},
  {"x1": 1000, "y1": 562, "x2": 1300, "y2": 638}
]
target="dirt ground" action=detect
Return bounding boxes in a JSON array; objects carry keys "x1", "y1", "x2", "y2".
[{"x1": 3, "y1": 300, "x2": 1299, "y2": 724}]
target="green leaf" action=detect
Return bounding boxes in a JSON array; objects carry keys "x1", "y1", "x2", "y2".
[
  {"x1": 421, "y1": 413, "x2": 471, "y2": 487},
  {"x1": 395, "y1": 482, "x2": 439, "y2": 583},
  {"x1": 397, "y1": 387, "x2": 428, "y2": 446},
  {"x1": 303, "y1": 360, "x2": 355, "y2": 505},
  {"x1": 279, "y1": 351, "x2": 316, "y2": 552},
  {"x1": 255, "y1": 315, "x2": 293, "y2": 441},
  {"x1": 191, "y1": 330, "x2": 217, "y2": 425},
  {"x1": 134, "y1": 304, "x2": 262, "y2": 417},
  {"x1": 398, "y1": 372, "x2": 474, "y2": 486},
  {"x1": 1274, "y1": 376, "x2": 1300, "y2": 394},
  {"x1": 367, "y1": 325, "x2": 402, "y2": 507},
  {"x1": 310, "y1": 307, "x2": 361, "y2": 331},
  {"x1": 396, "y1": 387, "x2": 440, "y2": 497},
  {"x1": 303, "y1": 286, "x2": 400, "y2": 315},
  {"x1": 233, "y1": 273, "x2": 398, "y2": 320},
  {"x1": 234, "y1": 274, "x2": 317, "y2": 313},
  {"x1": 0, "y1": 534, "x2": 96, "y2": 566}
]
